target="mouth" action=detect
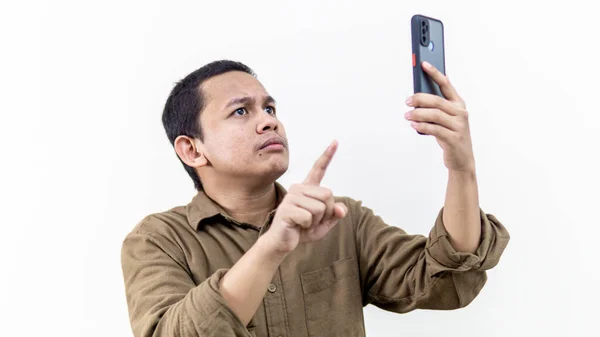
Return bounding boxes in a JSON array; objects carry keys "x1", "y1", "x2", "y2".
[{"x1": 259, "y1": 137, "x2": 287, "y2": 151}]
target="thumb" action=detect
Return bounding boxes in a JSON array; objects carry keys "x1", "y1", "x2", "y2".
[{"x1": 333, "y1": 203, "x2": 348, "y2": 219}]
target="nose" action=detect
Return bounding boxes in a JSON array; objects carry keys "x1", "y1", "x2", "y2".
[{"x1": 256, "y1": 114, "x2": 278, "y2": 134}]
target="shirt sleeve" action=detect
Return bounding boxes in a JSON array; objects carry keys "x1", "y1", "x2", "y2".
[
  {"x1": 349, "y1": 198, "x2": 510, "y2": 313},
  {"x1": 120, "y1": 231, "x2": 252, "y2": 337}
]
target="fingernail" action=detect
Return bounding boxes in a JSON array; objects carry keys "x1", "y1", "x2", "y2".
[
  {"x1": 404, "y1": 111, "x2": 412, "y2": 119},
  {"x1": 405, "y1": 97, "x2": 413, "y2": 106},
  {"x1": 411, "y1": 121, "x2": 419, "y2": 128},
  {"x1": 423, "y1": 61, "x2": 431, "y2": 69}
]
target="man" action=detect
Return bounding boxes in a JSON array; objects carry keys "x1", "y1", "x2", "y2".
[{"x1": 121, "y1": 60, "x2": 510, "y2": 337}]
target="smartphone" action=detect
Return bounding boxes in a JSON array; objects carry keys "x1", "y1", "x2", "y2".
[
  {"x1": 411, "y1": 15, "x2": 446, "y2": 134},
  {"x1": 411, "y1": 14, "x2": 446, "y2": 97}
]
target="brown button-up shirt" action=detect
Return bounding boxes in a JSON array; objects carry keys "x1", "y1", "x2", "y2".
[{"x1": 121, "y1": 183, "x2": 510, "y2": 337}]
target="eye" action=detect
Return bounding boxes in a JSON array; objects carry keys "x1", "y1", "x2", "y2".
[
  {"x1": 233, "y1": 107, "x2": 247, "y2": 116},
  {"x1": 264, "y1": 106, "x2": 276, "y2": 115}
]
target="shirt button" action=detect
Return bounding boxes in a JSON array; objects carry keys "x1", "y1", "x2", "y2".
[{"x1": 267, "y1": 283, "x2": 277, "y2": 293}]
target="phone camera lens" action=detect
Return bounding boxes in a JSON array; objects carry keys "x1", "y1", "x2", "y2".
[{"x1": 422, "y1": 20, "x2": 427, "y2": 27}]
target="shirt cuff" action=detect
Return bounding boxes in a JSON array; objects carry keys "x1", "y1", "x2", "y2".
[
  {"x1": 185, "y1": 269, "x2": 255, "y2": 335},
  {"x1": 424, "y1": 207, "x2": 510, "y2": 277}
]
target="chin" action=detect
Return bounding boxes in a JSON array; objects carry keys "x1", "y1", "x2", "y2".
[
  {"x1": 271, "y1": 160, "x2": 289, "y2": 175},
  {"x1": 263, "y1": 158, "x2": 289, "y2": 179}
]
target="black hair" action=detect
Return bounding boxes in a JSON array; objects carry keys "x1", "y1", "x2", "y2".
[{"x1": 161, "y1": 60, "x2": 256, "y2": 191}]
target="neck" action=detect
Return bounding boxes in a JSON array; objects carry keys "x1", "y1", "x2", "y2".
[{"x1": 201, "y1": 176, "x2": 278, "y2": 227}]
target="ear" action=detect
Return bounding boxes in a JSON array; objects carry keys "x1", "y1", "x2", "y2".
[{"x1": 174, "y1": 135, "x2": 208, "y2": 168}]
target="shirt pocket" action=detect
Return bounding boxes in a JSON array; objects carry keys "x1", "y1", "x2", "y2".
[{"x1": 300, "y1": 256, "x2": 365, "y2": 337}]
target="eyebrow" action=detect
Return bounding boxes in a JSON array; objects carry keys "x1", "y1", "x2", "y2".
[{"x1": 224, "y1": 95, "x2": 277, "y2": 109}]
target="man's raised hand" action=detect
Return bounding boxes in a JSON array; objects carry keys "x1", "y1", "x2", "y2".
[{"x1": 265, "y1": 141, "x2": 348, "y2": 254}]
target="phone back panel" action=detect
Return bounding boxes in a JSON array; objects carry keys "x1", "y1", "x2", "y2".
[{"x1": 411, "y1": 15, "x2": 445, "y2": 97}]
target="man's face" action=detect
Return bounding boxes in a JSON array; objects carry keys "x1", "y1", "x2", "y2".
[{"x1": 197, "y1": 71, "x2": 289, "y2": 181}]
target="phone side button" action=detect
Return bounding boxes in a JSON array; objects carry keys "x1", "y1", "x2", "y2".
[{"x1": 412, "y1": 53, "x2": 416, "y2": 67}]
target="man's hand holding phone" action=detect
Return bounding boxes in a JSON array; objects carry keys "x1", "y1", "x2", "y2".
[{"x1": 404, "y1": 61, "x2": 475, "y2": 173}]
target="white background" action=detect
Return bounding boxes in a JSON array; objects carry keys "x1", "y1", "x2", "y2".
[{"x1": 1, "y1": 0, "x2": 598, "y2": 336}]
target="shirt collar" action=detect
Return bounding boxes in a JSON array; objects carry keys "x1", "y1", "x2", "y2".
[{"x1": 186, "y1": 182, "x2": 287, "y2": 231}]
